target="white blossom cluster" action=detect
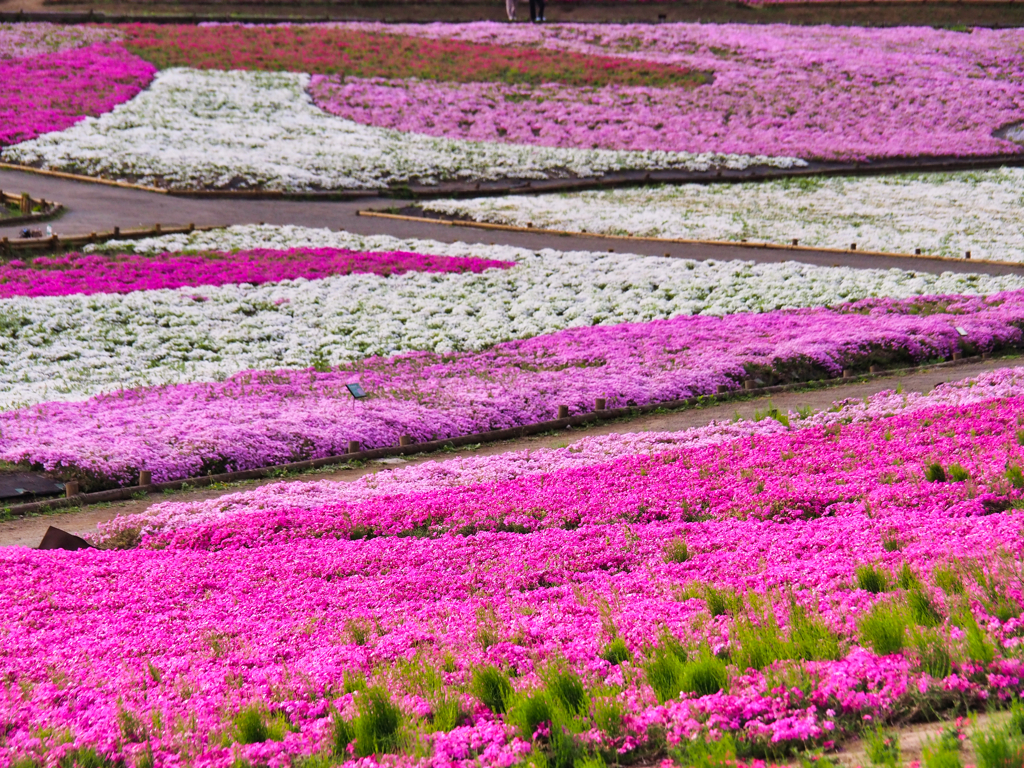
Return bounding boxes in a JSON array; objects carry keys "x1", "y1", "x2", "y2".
[
  {"x1": 1, "y1": 69, "x2": 803, "y2": 190},
  {"x1": 422, "y1": 168, "x2": 1024, "y2": 262},
  {"x1": 0, "y1": 224, "x2": 1014, "y2": 411}
]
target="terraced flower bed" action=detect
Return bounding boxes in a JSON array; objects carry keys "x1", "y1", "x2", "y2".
[
  {"x1": 421, "y1": 167, "x2": 1024, "y2": 263},
  {"x1": 2, "y1": 224, "x2": 1024, "y2": 489},
  {"x1": 7, "y1": 368, "x2": 1024, "y2": 767},
  {"x1": 5, "y1": 22, "x2": 1024, "y2": 190},
  {"x1": 0, "y1": 224, "x2": 1018, "y2": 411}
]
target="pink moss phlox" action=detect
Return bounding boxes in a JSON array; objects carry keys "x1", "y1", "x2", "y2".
[
  {"x1": 311, "y1": 23, "x2": 1024, "y2": 160},
  {"x1": 0, "y1": 42, "x2": 155, "y2": 147},
  {"x1": 0, "y1": 247, "x2": 514, "y2": 297},
  {"x1": 0, "y1": 288, "x2": 1021, "y2": 485}
]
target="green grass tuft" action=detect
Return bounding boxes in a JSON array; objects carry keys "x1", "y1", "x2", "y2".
[
  {"x1": 472, "y1": 665, "x2": 514, "y2": 714},
  {"x1": 857, "y1": 564, "x2": 892, "y2": 594},
  {"x1": 859, "y1": 602, "x2": 907, "y2": 656}
]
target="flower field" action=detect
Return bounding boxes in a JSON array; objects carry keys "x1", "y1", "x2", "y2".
[
  {"x1": 0, "y1": 224, "x2": 1019, "y2": 410},
  {"x1": 8, "y1": 367, "x2": 1024, "y2": 767},
  {"x1": 0, "y1": 223, "x2": 1020, "y2": 488},
  {"x1": 422, "y1": 167, "x2": 1024, "y2": 263},
  {"x1": 3, "y1": 22, "x2": 1024, "y2": 188}
]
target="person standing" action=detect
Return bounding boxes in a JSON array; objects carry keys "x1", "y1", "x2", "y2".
[
  {"x1": 529, "y1": 0, "x2": 544, "y2": 21},
  {"x1": 506, "y1": 0, "x2": 516, "y2": 20}
]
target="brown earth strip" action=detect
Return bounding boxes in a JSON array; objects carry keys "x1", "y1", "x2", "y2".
[
  {"x1": 2, "y1": 1, "x2": 1024, "y2": 27},
  {"x1": 0, "y1": 356, "x2": 1015, "y2": 548}
]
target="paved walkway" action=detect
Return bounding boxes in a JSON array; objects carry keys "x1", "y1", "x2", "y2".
[{"x1": 4, "y1": 167, "x2": 1024, "y2": 276}]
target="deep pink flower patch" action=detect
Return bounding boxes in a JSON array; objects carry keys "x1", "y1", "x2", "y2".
[
  {"x1": 4, "y1": 289, "x2": 1024, "y2": 487},
  {"x1": 0, "y1": 247, "x2": 515, "y2": 297},
  {"x1": 0, "y1": 43, "x2": 155, "y2": 147}
]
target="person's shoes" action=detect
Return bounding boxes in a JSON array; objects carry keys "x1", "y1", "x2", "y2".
[{"x1": 541, "y1": 15, "x2": 546, "y2": 20}]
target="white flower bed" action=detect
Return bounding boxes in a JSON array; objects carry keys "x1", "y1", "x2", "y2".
[
  {"x1": 0, "y1": 224, "x2": 1017, "y2": 411},
  {"x1": 1, "y1": 69, "x2": 802, "y2": 191},
  {"x1": 422, "y1": 168, "x2": 1024, "y2": 262}
]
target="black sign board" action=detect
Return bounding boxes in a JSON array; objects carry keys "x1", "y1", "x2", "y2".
[{"x1": 346, "y1": 383, "x2": 367, "y2": 399}]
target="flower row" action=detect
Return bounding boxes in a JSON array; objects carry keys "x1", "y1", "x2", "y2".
[
  {"x1": 4, "y1": 288, "x2": 1022, "y2": 487},
  {"x1": 121, "y1": 23, "x2": 707, "y2": 88},
  {"x1": 0, "y1": 42, "x2": 154, "y2": 147},
  {"x1": 6, "y1": 368, "x2": 1024, "y2": 767},
  {"x1": 0, "y1": 247, "x2": 513, "y2": 298},
  {"x1": 422, "y1": 167, "x2": 1024, "y2": 263},
  {"x1": 2, "y1": 225, "x2": 1010, "y2": 410}
]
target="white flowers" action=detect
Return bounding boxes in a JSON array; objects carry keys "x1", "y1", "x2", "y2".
[
  {"x1": 422, "y1": 168, "x2": 1024, "y2": 262},
  {"x1": 0, "y1": 223, "x2": 1012, "y2": 411},
  {"x1": 2, "y1": 69, "x2": 804, "y2": 191}
]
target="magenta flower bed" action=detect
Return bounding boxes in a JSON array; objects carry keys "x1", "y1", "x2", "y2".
[
  {"x1": 0, "y1": 247, "x2": 514, "y2": 298},
  {"x1": 0, "y1": 43, "x2": 155, "y2": 147},
  {"x1": 4, "y1": 375, "x2": 1024, "y2": 766},
  {"x1": 3, "y1": 290, "x2": 1022, "y2": 487},
  {"x1": 312, "y1": 23, "x2": 1024, "y2": 160}
]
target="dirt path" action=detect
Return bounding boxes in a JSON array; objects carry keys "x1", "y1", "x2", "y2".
[
  {"x1": 3, "y1": 168, "x2": 1024, "y2": 277},
  {"x1": 1, "y1": 356, "x2": 1014, "y2": 548}
]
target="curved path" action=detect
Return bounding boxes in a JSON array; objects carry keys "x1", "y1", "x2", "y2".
[{"x1": 4, "y1": 166, "x2": 1024, "y2": 276}]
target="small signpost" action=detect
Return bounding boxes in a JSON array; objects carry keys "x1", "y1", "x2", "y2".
[{"x1": 346, "y1": 383, "x2": 367, "y2": 399}]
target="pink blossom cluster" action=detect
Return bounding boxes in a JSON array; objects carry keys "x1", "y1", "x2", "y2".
[
  {"x1": 313, "y1": 23, "x2": 1024, "y2": 160},
  {"x1": 100, "y1": 364, "x2": 1024, "y2": 543},
  {"x1": 1, "y1": 289, "x2": 1021, "y2": 487},
  {"x1": 5, "y1": 370, "x2": 1024, "y2": 766},
  {"x1": 0, "y1": 43, "x2": 155, "y2": 147},
  {"x1": 0, "y1": 248, "x2": 513, "y2": 298}
]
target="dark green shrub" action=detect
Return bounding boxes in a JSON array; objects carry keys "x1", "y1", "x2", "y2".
[
  {"x1": 789, "y1": 604, "x2": 843, "y2": 662},
  {"x1": 429, "y1": 696, "x2": 468, "y2": 732},
  {"x1": 645, "y1": 648, "x2": 687, "y2": 704},
  {"x1": 897, "y1": 563, "x2": 920, "y2": 590},
  {"x1": 663, "y1": 537, "x2": 689, "y2": 563},
  {"x1": 681, "y1": 653, "x2": 729, "y2": 697},
  {"x1": 913, "y1": 629, "x2": 952, "y2": 678},
  {"x1": 472, "y1": 665, "x2": 514, "y2": 714},
  {"x1": 933, "y1": 564, "x2": 964, "y2": 595},
  {"x1": 732, "y1": 619, "x2": 785, "y2": 672},
  {"x1": 865, "y1": 727, "x2": 901, "y2": 768},
  {"x1": 509, "y1": 691, "x2": 554, "y2": 742},
  {"x1": 234, "y1": 706, "x2": 268, "y2": 745},
  {"x1": 333, "y1": 716, "x2": 355, "y2": 757},
  {"x1": 925, "y1": 463, "x2": 947, "y2": 483},
  {"x1": 948, "y1": 463, "x2": 970, "y2": 482},
  {"x1": 973, "y1": 723, "x2": 1024, "y2": 768},
  {"x1": 1007, "y1": 465, "x2": 1024, "y2": 490},
  {"x1": 545, "y1": 669, "x2": 586, "y2": 714}
]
